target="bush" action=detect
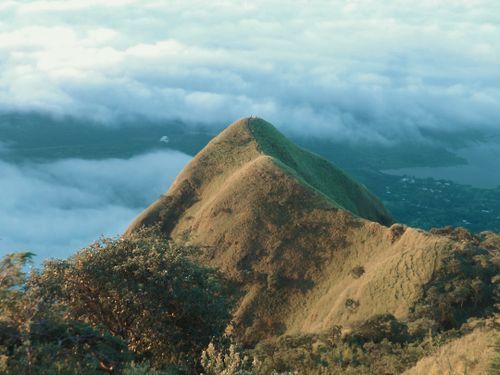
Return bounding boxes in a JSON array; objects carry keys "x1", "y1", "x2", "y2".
[
  {"x1": 0, "y1": 252, "x2": 129, "y2": 374},
  {"x1": 34, "y1": 226, "x2": 233, "y2": 370},
  {"x1": 200, "y1": 341, "x2": 257, "y2": 375},
  {"x1": 347, "y1": 314, "x2": 409, "y2": 344},
  {"x1": 250, "y1": 331, "x2": 431, "y2": 375},
  {"x1": 350, "y1": 266, "x2": 365, "y2": 279},
  {"x1": 410, "y1": 244, "x2": 498, "y2": 329}
]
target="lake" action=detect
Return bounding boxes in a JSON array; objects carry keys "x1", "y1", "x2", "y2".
[{"x1": 384, "y1": 142, "x2": 500, "y2": 189}]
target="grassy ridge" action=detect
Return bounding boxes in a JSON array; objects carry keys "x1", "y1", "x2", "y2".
[{"x1": 248, "y1": 117, "x2": 393, "y2": 225}]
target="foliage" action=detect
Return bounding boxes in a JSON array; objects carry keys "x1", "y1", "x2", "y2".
[
  {"x1": 0, "y1": 252, "x2": 129, "y2": 374},
  {"x1": 237, "y1": 333, "x2": 420, "y2": 374},
  {"x1": 350, "y1": 265, "x2": 365, "y2": 279},
  {"x1": 410, "y1": 239, "x2": 499, "y2": 329},
  {"x1": 227, "y1": 326, "x2": 469, "y2": 375},
  {"x1": 0, "y1": 252, "x2": 36, "y2": 328},
  {"x1": 347, "y1": 314, "x2": 409, "y2": 344},
  {"x1": 198, "y1": 318, "x2": 499, "y2": 375},
  {"x1": 34, "y1": 226, "x2": 233, "y2": 370},
  {"x1": 200, "y1": 341, "x2": 256, "y2": 375},
  {"x1": 123, "y1": 360, "x2": 178, "y2": 374}
]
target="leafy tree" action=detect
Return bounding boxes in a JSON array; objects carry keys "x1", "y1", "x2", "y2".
[
  {"x1": 35, "y1": 226, "x2": 233, "y2": 370},
  {"x1": 410, "y1": 245, "x2": 498, "y2": 329},
  {"x1": 0, "y1": 252, "x2": 129, "y2": 374}
]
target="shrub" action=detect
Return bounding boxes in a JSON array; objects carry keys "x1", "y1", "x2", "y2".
[
  {"x1": 347, "y1": 314, "x2": 409, "y2": 344},
  {"x1": 410, "y1": 245, "x2": 498, "y2": 329},
  {"x1": 0, "y1": 252, "x2": 129, "y2": 374},
  {"x1": 350, "y1": 266, "x2": 365, "y2": 279},
  {"x1": 345, "y1": 298, "x2": 359, "y2": 312},
  {"x1": 200, "y1": 341, "x2": 257, "y2": 375},
  {"x1": 34, "y1": 226, "x2": 234, "y2": 370}
]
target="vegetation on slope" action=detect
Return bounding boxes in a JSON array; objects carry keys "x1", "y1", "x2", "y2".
[
  {"x1": 124, "y1": 118, "x2": 498, "y2": 363},
  {"x1": 200, "y1": 226, "x2": 499, "y2": 374},
  {"x1": 248, "y1": 117, "x2": 393, "y2": 226},
  {"x1": 411, "y1": 227, "x2": 498, "y2": 329},
  {"x1": 0, "y1": 252, "x2": 130, "y2": 374},
  {"x1": 1, "y1": 224, "x2": 498, "y2": 374},
  {"x1": 201, "y1": 319, "x2": 498, "y2": 375},
  {"x1": 0, "y1": 228, "x2": 233, "y2": 374}
]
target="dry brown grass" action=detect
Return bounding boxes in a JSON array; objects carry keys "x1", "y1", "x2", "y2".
[
  {"x1": 126, "y1": 117, "x2": 497, "y2": 349},
  {"x1": 403, "y1": 326, "x2": 498, "y2": 375}
]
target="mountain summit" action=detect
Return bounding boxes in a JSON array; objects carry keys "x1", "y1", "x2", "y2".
[
  {"x1": 126, "y1": 118, "x2": 497, "y2": 352},
  {"x1": 127, "y1": 116, "x2": 392, "y2": 236}
]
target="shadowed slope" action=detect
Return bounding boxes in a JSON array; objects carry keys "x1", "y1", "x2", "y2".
[{"x1": 247, "y1": 118, "x2": 392, "y2": 225}]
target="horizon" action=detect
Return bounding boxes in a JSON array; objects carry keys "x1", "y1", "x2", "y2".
[{"x1": 1, "y1": 0, "x2": 499, "y2": 260}]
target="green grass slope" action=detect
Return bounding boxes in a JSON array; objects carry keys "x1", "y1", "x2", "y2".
[{"x1": 248, "y1": 117, "x2": 392, "y2": 225}]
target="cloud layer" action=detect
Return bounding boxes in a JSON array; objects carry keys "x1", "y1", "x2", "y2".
[
  {"x1": 0, "y1": 150, "x2": 191, "y2": 260},
  {"x1": 1, "y1": 0, "x2": 499, "y2": 140}
]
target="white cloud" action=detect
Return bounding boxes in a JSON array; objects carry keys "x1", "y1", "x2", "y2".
[
  {"x1": 0, "y1": 150, "x2": 191, "y2": 260},
  {"x1": 17, "y1": 0, "x2": 139, "y2": 14},
  {"x1": 0, "y1": 1, "x2": 499, "y2": 140}
]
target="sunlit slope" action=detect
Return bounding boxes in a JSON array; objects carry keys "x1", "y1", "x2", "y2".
[
  {"x1": 126, "y1": 117, "x2": 392, "y2": 236},
  {"x1": 404, "y1": 324, "x2": 498, "y2": 375},
  {"x1": 125, "y1": 118, "x2": 494, "y2": 346}
]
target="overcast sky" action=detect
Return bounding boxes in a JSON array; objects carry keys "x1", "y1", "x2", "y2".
[
  {"x1": 1, "y1": 0, "x2": 499, "y2": 140},
  {"x1": 1, "y1": 1, "x2": 499, "y2": 260}
]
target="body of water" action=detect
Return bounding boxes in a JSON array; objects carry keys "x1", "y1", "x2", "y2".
[{"x1": 384, "y1": 142, "x2": 500, "y2": 189}]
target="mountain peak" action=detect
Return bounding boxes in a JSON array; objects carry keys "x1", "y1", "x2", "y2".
[
  {"x1": 221, "y1": 116, "x2": 393, "y2": 225},
  {"x1": 127, "y1": 118, "x2": 392, "y2": 239},
  {"x1": 124, "y1": 118, "x2": 496, "y2": 346}
]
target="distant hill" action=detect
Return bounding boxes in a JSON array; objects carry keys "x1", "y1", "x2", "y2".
[{"x1": 126, "y1": 118, "x2": 498, "y2": 372}]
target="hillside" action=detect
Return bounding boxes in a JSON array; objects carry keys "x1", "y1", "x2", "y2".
[
  {"x1": 126, "y1": 117, "x2": 401, "y2": 338},
  {"x1": 404, "y1": 322, "x2": 498, "y2": 375},
  {"x1": 126, "y1": 117, "x2": 498, "y2": 372},
  {"x1": 126, "y1": 117, "x2": 392, "y2": 233}
]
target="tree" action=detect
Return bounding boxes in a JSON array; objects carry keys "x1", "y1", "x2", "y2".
[
  {"x1": 36, "y1": 226, "x2": 233, "y2": 370},
  {"x1": 0, "y1": 252, "x2": 129, "y2": 374}
]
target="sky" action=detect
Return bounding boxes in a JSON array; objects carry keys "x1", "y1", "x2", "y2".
[
  {"x1": 1, "y1": 0, "x2": 499, "y2": 140},
  {"x1": 1, "y1": 0, "x2": 499, "y2": 260}
]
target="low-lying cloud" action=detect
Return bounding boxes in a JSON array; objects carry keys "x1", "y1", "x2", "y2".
[
  {"x1": 0, "y1": 150, "x2": 191, "y2": 261},
  {"x1": 0, "y1": 1, "x2": 499, "y2": 141}
]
